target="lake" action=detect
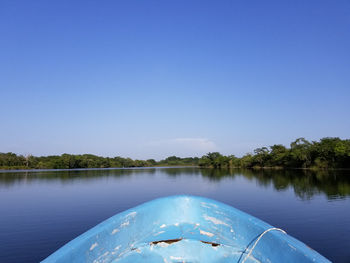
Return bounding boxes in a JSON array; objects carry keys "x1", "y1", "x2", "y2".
[{"x1": 0, "y1": 167, "x2": 349, "y2": 262}]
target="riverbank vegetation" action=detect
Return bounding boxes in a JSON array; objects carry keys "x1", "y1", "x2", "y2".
[
  {"x1": 198, "y1": 137, "x2": 350, "y2": 169},
  {"x1": 0, "y1": 153, "x2": 200, "y2": 170},
  {"x1": 1, "y1": 137, "x2": 349, "y2": 170}
]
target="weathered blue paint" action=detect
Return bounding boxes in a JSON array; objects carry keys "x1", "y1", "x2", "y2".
[{"x1": 42, "y1": 195, "x2": 331, "y2": 263}]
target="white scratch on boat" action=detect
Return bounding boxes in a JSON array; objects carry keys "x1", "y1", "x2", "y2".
[
  {"x1": 170, "y1": 256, "x2": 184, "y2": 261},
  {"x1": 160, "y1": 224, "x2": 166, "y2": 228},
  {"x1": 117, "y1": 249, "x2": 128, "y2": 258},
  {"x1": 200, "y1": 230, "x2": 214, "y2": 237},
  {"x1": 100, "y1": 252, "x2": 109, "y2": 258},
  {"x1": 215, "y1": 210, "x2": 225, "y2": 215},
  {"x1": 224, "y1": 217, "x2": 232, "y2": 223},
  {"x1": 120, "y1": 221, "x2": 130, "y2": 228},
  {"x1": 93, "y1": 251, "x2": 110, "y2": 263},
  {"x1": 111, "y1": 228, "x2": 120, "y2": 235},
  {"x1": 288, "y1": 244, "x2": 297, "y2": 251},
  {"x1": 205, "y1": 202, "x2": 218, "y2": 208},
  {"x1": 90, "y1": 242, "x2": 98, "y2": 251},
  {"x1": 154, "y1": 231, "x2": 165, "y2": 236},
  {"x1": 157, "y1": 242, "x2": 170, "y2": 248},
  {"x1": 126, "y1": 211, "x2": 137, "y2": 218},
  {"x1": 201, "y1": 202, "x2": 211, "y2": 209},
  {"x1": 203, "y1": 215, "x2": 230, "y2": 226}
]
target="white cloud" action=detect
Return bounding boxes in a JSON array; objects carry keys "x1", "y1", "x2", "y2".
[
  {"x1": 145, "y1": 137, "x2": 218, "y2": 158},
  {"x1": 172, "y1": 138, "x2": 217, "y2": 151}
]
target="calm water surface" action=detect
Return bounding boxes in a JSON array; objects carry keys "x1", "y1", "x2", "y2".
[{"x1": 0, "y1": 167, "x2": 349, "y2": 263}]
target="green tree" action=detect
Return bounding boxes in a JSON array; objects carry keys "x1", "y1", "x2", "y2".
[
  {"x1": 269, "y1": 144, "x2": 289, "y2": 166},
  {"x1": 290, "y1": 138, "x2": 312, "y2": 168},
  {"x1": 252, "y1": 147, "x2": 270, "y2": 167}
]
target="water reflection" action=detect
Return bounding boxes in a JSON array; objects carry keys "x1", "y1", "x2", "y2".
[
  {"x1": 1, "y1": 168, "x2": 349, "y2": 200},
  {"x1": 1, "y1": 167, "x2": 349, "y2": 262},
  {"x1": 200, "y1": 168, "x2": 350, "y2": 200}
]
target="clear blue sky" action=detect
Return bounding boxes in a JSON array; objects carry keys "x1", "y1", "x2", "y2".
[{"x1": 1, "y1": 0, "x2": 349, "y2": 160}]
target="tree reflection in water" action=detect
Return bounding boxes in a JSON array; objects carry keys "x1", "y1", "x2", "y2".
[{"x1": 0, "y1": 167, "x2": 349, "y2": 200}]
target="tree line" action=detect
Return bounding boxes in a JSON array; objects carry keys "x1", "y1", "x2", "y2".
[
  {"x1": 1, "y1": 137, "x2": 349, "y2": 170},
  {"x1": 0, "y1": 153, "x2": 199, "y2": 170},
  {"x1": 198, "y1": 137, "x2": 350, "y2": 169}
]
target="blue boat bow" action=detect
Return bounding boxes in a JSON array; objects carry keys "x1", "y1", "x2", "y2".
[{"x1": 42, "y1": 195, "x2": 331, "y2": 263}]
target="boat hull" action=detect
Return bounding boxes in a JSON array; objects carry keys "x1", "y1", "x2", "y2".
[{"x1": 42, "y1": 195, "x2": 331, "y2": 262}]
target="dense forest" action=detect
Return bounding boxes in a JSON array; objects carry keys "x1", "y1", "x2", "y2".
[
  {"x1": 0, "y1": 153, "x2": 199, "y2": 170},
  {"x1": 198, "y1": 137, "x2": 350, "y2": 169},
  {"x1": 1, "y1": 137, "x2": 349, "y2": 170}
]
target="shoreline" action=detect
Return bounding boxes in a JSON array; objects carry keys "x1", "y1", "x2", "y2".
[{"x1": 1, "y1": 165, "x2": 349, "y2": 173}]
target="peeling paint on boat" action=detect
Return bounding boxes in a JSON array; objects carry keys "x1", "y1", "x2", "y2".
[
  {"x1": 201, "y1": 202, "x2": 211, "y2": 209},
  {"x1": 289, "y1": 244, "x2": 297, "y2": 250},
  {"x1": 111, "y1": 228, "x2": 119, "y2": 235},
  {"x1": 125, "y1": 211, "x2": 137, "y2": 218},
  {"x1": 200, "y1": 230, "x2": 214, "y2": 237},
  {"x1": 156, "y1": 242, "x2": 170, "y2": 248},
  {"x1": 203, "y1": 214, "x2": 230, "y2": 226},
  {"x1": 89, "y1": 243, "x2": 98, "y2": 251},
  {"x1": 120, "y1": 221, "x2": 129, "y2": 228},
  {"x1": 41, "y1": 196, "x2": 331, "y2": 263},
  {"x1": 169, "y1": 255, "x2": 184, "y2": 261},
  {"x1": 153, "y1": 231, "x2": 165, "y2": 236}
]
